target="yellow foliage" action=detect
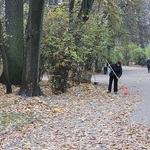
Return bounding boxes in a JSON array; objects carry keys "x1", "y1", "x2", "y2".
[
  {"x1": 55, "y1": 63, "x2": 60, "y2": 67},
  {"x1": 61, "y1": 62, "x2": 65, "y2": 66},
  {"x1": 104, "y1": 0, "x2": 108, "y2": 4},
  {"x1": 53, "y1": 52, "x2": 58, "y2": 56}
]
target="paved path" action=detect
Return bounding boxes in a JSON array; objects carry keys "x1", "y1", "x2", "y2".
[{"x1": 91, "y1": 66, "x2": 150, "y2": 125}]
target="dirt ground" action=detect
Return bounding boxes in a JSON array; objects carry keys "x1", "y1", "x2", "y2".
[{"x1": 91, "y1": 65, "x2": 150, "y2": 125}]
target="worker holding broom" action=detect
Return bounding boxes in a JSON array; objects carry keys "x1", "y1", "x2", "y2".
[{"x1": 107, "y1": 60, "x2": 122, "y2": 94}]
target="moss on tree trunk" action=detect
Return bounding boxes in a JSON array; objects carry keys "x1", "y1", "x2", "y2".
[{"x1": 0, "y1": 0, "x2": 24, "y2": 93}]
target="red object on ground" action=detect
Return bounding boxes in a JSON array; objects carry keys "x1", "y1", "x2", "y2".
[{"x1": 122, "y1": 86, "x2": 129, "y2": 94}]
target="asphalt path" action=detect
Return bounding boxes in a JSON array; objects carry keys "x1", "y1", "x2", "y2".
[{"x1": 91, "y1": 65, "x2": 150, "y2": 126}]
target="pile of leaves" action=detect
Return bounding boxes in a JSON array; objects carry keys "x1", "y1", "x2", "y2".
[{"x1": 0, "y1": 82, "x2": 150, "y2": 149}]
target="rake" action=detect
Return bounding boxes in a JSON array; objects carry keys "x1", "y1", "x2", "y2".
[{"x1": 106, "y1": 60, "x2": 129, "y2": 95}]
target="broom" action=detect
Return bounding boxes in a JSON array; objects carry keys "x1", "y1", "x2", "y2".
[
  {"x1": 92, "y1": 68, "x2": 98, "y2": 85},
  {"x1": 93, "y1": 75, "x2": 98, "y2": 85},
  {"x1": 106, "y1": 60, "x2": 129, "y2": 94},
  {"x1": 93, "y1": 71, "x2": 98, "y2": 85}
]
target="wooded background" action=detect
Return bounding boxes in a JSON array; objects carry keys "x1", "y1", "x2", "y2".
[{"x1": 0, "y1": 0, "x2": 150, "y2": 96}]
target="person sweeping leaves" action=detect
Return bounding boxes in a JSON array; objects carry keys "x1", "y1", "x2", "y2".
[{"x1": 107, "y1": 60, "x2": 122, "y2": 94}]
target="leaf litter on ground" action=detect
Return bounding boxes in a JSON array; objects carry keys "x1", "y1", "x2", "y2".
[{"x1": 0, "y1": 82, "x2": 149, "y2": 149}]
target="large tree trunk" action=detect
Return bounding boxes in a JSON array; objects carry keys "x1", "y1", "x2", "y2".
[
  {"x1": 18, "y1": 0, "x2": 45, "y2": 97},
  {"x1": 0, "y1": 0, "x2": 24, "y2": 93}
]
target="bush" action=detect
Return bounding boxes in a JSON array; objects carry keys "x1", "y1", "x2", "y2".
[
  {"x1": 128, "y1": 43, "x2": 146, "y2": 65},
  {"x1": 145, "y1": 42, "x2": 150, "y2": 59}
]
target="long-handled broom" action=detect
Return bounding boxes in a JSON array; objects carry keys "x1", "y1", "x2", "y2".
[
  {"x1": 93, "y1": 69, "x2": 98, "y2": 85},
  {"x1": 106, "y1": 60, "x2": 129, "y2": 94}
]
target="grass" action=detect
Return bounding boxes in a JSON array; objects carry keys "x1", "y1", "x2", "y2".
[
  {"x1": 0, "y1": 112, "x2": 32, "y2": 132},
  {"x1": 0, "y1": 103, "x2": 12, "y2": 108}
]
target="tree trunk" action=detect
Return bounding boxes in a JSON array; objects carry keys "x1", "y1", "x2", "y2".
[
  {"x1": 69, "y1": 0, "x2": 94, "y2": 85},
  {"x1": 18, "y1": 0, "x2": 45, "y2": 97},
  {"x1": 0, "y1": 18, "x2": 12, "y2": 93},
  {"x1": 69, "y1": 0, "x2": 75, "y2": 23},
  {"x1": 78, "y1": 0, "x2": 94, "y2": 22},
  {"x1": 0, "y1": 0, "x2": 24, "y2": 93}
]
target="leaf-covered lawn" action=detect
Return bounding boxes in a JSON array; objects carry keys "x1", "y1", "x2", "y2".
[{"x1": 0, "y1": 82, "x2": 150, "y2": 149}]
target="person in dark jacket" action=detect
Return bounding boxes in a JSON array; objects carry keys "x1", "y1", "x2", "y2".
[
  {"x1": 146, "y1": 58, "x2": 150, "y2": 73},
  {"x1": 107, "y1": 61, "x2": 122, "y2": 94}
]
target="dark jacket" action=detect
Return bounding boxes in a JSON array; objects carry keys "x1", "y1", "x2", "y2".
[
  {"x1": 146, "y1": 58, "x2": 150, "y2": 67},
  {"x1": 109, "y1": 63, "x2": 122, "y2": 78}
]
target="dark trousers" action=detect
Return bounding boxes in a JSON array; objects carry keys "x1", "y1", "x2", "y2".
[
  {"x1": 148, "y1": 67, "x2": 150, "y2": 73},
  {"x1": 108, "y1": 75, "x2": 118, "y2": 92}
]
